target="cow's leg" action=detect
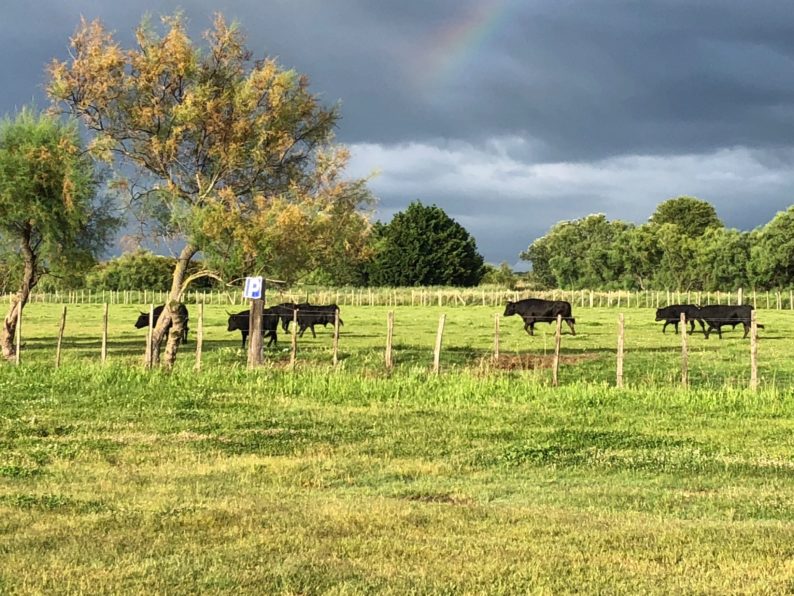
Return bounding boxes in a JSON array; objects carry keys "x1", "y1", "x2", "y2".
[
  {"x1": 674, "y1": 321, "x2": 679, "y2": 334},
  {"x1": 241, "y1": 330, "x2": 248, "y2": 349},
  {"x1": 298, "y1": 325, "x2": 306, "y2": 338},
  {"x1": 742, "y1": 322, "x2": 750, "y2": 339},
  {"x1": 688, "y1": 320, "x2": 695, "y2": 335},
  {"x1": 565, "y1": 319, "x2": 576, "y2": 335},
  {"x1": 716, "y1": 324, "x2": 723, "y2": 339},
  {"x1": 661, "y1": 321, "x2": 668, "y2": 334},
  {"x1": 310, "y1": 325, "x2": 317, "y2": 339},
  {"x1": 704, "y1": 324, "x2": 712, "y2": 339}
]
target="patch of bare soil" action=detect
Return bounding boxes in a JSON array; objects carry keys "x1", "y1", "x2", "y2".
[{"x1": 489, "y1": 352, "x2": 601, "y2": 371}]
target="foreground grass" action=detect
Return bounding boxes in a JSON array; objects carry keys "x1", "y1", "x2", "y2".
[{"x1": 1, "y1": 363, "x2": 793, "y2": 594}]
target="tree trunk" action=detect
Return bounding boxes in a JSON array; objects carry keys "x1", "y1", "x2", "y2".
[
  {"x1": 150, "y1": 243, "x2": 197, "y2": 369},
  {"x1": 1, "y1": 229, "x2": 38, "y2": 362}
]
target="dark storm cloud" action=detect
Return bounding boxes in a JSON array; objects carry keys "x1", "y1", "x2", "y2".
[{"x1": 2, "y1": 1, "x2": 794, "y2": 263}]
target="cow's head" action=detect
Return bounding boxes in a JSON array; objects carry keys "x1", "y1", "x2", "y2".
[
  {"x1": 227, "y1": 312, "x2": 247, "y2": 332},
  {"x1": 503, "y1": 302, "x2": 516, "y2": 317},
  {"x1": 134, "y1": 312, "x2": 149, "y2": 329},
  {"x1": 654, "y1": 308, "x2": 664, "y2": 321}
]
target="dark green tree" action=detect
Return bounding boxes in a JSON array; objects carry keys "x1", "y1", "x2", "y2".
[
  {"x1": 368, "y1": 201, "x2": 485, "y2": 286},
  {"x1": 649, "y1": 196, "x2": 723, "y2": 238}
]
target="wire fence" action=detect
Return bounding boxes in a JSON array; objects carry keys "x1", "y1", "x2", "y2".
[
  {"x1": 4, "y1": 302, "x2": 791, "y2": 391},
  {"x1": 3, "y1": 287, "x2": 794, "y2": 309}
]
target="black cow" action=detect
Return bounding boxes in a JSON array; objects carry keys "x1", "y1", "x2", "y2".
[
  {"x1": 271, "y1": 302, "x2": 299, "y2": 333},
  {"x1": 226, "y1": 308, "x2": 280, "y2": 349},
  {"x1": 697, "y1": 304, "x2": 763, "y2": 339},
  {"x1": 134, "y1": 304, "x2": 189, "y2": 343},
  {"x1": 503, "y1": 298, "x2": 576, "y2": 335},
  {"x1": 296, "y1": 303, "x2": 343, "y2": 338},
  {"x1": 655, "y1": 304, "x2": 705, "y2": 334}
]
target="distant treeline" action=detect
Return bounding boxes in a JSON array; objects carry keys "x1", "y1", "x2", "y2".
[{"x1": 522, "y1": 197, "x2": 794, "y2": 291}]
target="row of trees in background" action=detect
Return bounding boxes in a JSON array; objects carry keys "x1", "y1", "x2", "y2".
[{"x1": 523, "y1": 197, "x2": 794, "y2": 291}]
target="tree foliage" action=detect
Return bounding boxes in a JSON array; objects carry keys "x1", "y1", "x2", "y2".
[
  {"x1": 0, "y1": 108, "x2": 118, "y2": 360},
  {"x1": 368, "y1": 202, "x2": 485, "y2": 287},
  {"x1": 521, "y1": 198, "x2": 794, "y2": 291},
  {"x1": 649, "y1": 196, "x2": 723, "y2": 238},
  {"x1": 49, "y1": 13, "x2": 373, "y2": 363}
]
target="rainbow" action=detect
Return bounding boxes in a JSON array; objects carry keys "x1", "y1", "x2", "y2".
[{"x1": 417, "y1": 0, "x2": 513, "y2": 90}]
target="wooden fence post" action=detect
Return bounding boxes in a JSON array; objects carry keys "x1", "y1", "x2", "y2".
[
  {"x1": 385, "y1": 311, "x2": 394, "y2": 370},
  {"x1": 552, "y1": 314, "x2": 562, "y2": 387},
  {"x1": 493, "y1": 313, "x2": 500, "y2": 363},
  {"x1": 616, "y1": 313, "x2": 625, "y2": 388},
  {"x1": 290, "y1": 309, "x2": 298, "y2": 368},
  {"x1": 14, "y1": 303, "x2": 21, "y2": 366},
  {"x1": 145, "y1": 304, "x2": 154, "y2": 370},
  {"x1": 194, "y1": 303, "x2": 204, "y2": 372},
  {"x1": 680, "y1": 312, "x2": 688, "y2": 388},
  {"x1": 333, "y1": 309, "x2": 340, "y2": 366},
  {"x1": 101, "y1": 303, "x2": 108, "y2": 364},
  {"x1": 55, "y1": 306, "x2": 67, "y2": 369},
  {"x1": 247, "y1": 299, "x2": 264, "y2": 369},
  {"x1": 433, "y1": 314, "x2": 446, "y2": 374},
  {"x1": 750, "y1": 310, "x2": 758, "y2": 391}
]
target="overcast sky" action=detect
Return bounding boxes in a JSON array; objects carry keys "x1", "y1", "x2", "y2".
[{"x1": 3, "y1": 1, "x2": 794, "y2": 266}]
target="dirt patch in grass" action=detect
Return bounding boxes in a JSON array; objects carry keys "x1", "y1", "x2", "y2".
[{"x1": 490, "y1": 352, "x2": 601, "y2": 371}]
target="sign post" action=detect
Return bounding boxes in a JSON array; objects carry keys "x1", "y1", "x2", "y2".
[{"x1": 243, "y1": 277, "x2": 265, "y2": 369}]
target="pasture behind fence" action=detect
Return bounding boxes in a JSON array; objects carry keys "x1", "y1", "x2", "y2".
[{"x1": 3, "y1": 301, "x2": 769, "y2": 392}]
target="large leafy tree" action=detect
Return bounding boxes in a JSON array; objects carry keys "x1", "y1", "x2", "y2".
[
  {"x1": 649, "y1": 196, "x2": 723, "y2": 238},
  {"x1": 520, "y1": 214, "x2": 631, "y2": 289},
  {"x1": 0, "y1": 108, "x2": 118, "y2": 361},
  {"x1": 368, "y1": 201, "x2": 485, "y2": 287},
  {"x1": 49, "y1": 14, "x2": 373, "y2": 366},
  {"x1": 748, "y1": 207, "x2": 794, "y2": 289}
]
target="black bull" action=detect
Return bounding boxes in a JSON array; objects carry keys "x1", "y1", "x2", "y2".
[
  {"x1": 134, "y1": 304, "x2": 189, "y2": 342},
  {"x1": 227, "y1": 309, "x2": 280, "y2": 349},
  {"x1": 654, "y1": 304, "x2": 705, "y2": 334},
  {"x1": 503, "y1": 299, "x2": 576, "y2": 335}
]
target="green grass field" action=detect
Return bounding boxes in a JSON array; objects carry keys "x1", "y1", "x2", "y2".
[{"x1": 1, "y1": 303, "x2": 793, "y2": 593}]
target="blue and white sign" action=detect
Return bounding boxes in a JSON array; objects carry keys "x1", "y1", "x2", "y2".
[{"x1": 243, "y1": 276, "x2": 264, "y2": 300}]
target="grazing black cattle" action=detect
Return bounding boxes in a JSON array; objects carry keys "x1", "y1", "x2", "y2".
[
  {"x1": 296, "y1": 303, "x2": 343, "y2": 338},
  {"x1": 226, "y1": 308, "x2": 279, "y2": 349},
  {"x1": 503, "y1": 298, "x2": 576, "y2": 335},
  {"x1": 271, "y1": 302, "x2": 299, "y2": 333},
  {"x1": 134, "y1": 304, "x2": 189, "y2": 342},
  {"x1": 654, "y1": 304, "x2": 705, "y2": 334},
  {"x1": 697, "y1": 304, "x2": 763, "y2": 339}
]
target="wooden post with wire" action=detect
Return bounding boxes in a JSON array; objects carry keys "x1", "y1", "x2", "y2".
[
  {"x1": 680, "y1": 312, "x2": 688, "y2": 388},
  {"x1": 432, "y1": 314, "x2": 446, "y2": 374},
  {"x1": 385, "y1": 311, "x2": 394, "y2": 370},
  {"x1": 55, "y1": 305, "x2": 67, "y2": 368},
  {"x1": 247, "y1": 298, "x2": 263, "y2": 369},
  {"x1": 290, "y1": 308, "x2": 298, "y2": 368},
  {"x1": 194, "y1": 303, "x2": 204, "y2": 372},
  {"x1": 332, "y1": 309, "x2": 340, "y2": 366},
  {"x1": 145, "y1": 304, "x2": 154, "y2": 369},
  {"x1": 493, "y1": 313, "x2": 500, "y2": 363},
  {"x1": 101, "y1": 303, "x2": 109, "y2": 364},
  {"x1": 750, "y1": 310, "x2": 758, "y2": 391},
  {"x1": 616, "y1": 313, "x2": 625, "y2": 388},
  {"x1": 552, "y1": 314, "x2": 562, "y2": 386}
]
